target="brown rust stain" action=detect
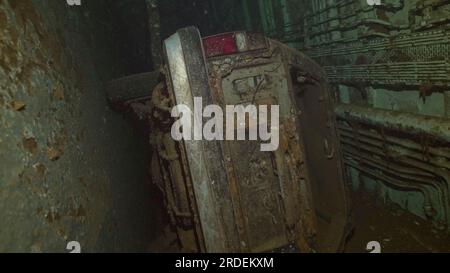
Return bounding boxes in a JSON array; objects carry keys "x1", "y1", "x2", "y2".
[
  {"x1": 38, "y1": 203, "x2": 87, "y2": 225},
  {"x1": 52, "y1": 83, "x2": 65, "y2": 101},
  {"x1": 8, "y1": 0, "x2": 45, "y2": 31},
  {"x1": 33, "y1": 163, "x2": 47, "y2": 178},
  {"x1": 47, "y1": 147, "x2": 62, "y2": 161},
  {"x1": 11, "y1": 100, "x2": 26, "y2": 111},
  {"x1": 47, "y1": 128, "x2": 68, "y2": 161},
  {"x1": 419, "y1": 82, "x2": 435, "y2": 103},
  {"x1": 2, "y1": 1, "x2": 43, "y2": 76},
  {"x1": 0, "y1": 8, "x2": 7, "y2": 27},
  {"x1": 23, "y1": 137, "x2": 38, "y2": 155},
  {"x1": 0, "y1": 45, "x2": 18, "y2": 74},
  {"x1": 3, "y1": 0, "x2": 70, "y2": 88},
  {"x1": 68, "y1": 204, "x2": 87, "y2": 218},
  {"x1": 45, "y1": 210, "x2": 61, "y2": 224}
]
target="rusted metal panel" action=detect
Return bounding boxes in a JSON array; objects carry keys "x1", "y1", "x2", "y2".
[
  {"x1": 202, "y1": 29, "x2": 349, "y2": 252},
  {"x1": 282, "y1": 43, "x2": 351, "y2": 251}
]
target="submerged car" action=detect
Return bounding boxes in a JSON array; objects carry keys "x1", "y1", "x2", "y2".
[{"x1": 108, "y1": 27, "x2": 351, "y2": 253}]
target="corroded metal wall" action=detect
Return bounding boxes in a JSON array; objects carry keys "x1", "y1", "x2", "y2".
[{"x1": 0, "y1": 0, "x2": 159, "y2": 252}]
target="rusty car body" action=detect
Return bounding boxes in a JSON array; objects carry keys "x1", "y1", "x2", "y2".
[{"x1": 108, "y1": 27, "x2": 351, "y2": 253}]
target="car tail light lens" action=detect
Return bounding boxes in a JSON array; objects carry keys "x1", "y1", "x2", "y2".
[{"x1": 202, "y1": 32, "x2": 268, "y2": 58}]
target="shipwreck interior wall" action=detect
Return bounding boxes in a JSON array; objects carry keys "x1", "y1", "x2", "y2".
[{"x1": 0, "y1": 0, "x2": 163, "y2": 252}]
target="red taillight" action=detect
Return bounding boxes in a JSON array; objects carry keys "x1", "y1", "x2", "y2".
[
  {"x1": 203, "y1": 33, "x2": 238, "y2": 58},
  {"x1": 202, "y1": 32, "x2": 268, "y2": 58}
]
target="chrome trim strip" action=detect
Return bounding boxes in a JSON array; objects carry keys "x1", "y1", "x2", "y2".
[{"x1": 164, "y1": 30, "x2": 228, "y2": 253}]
